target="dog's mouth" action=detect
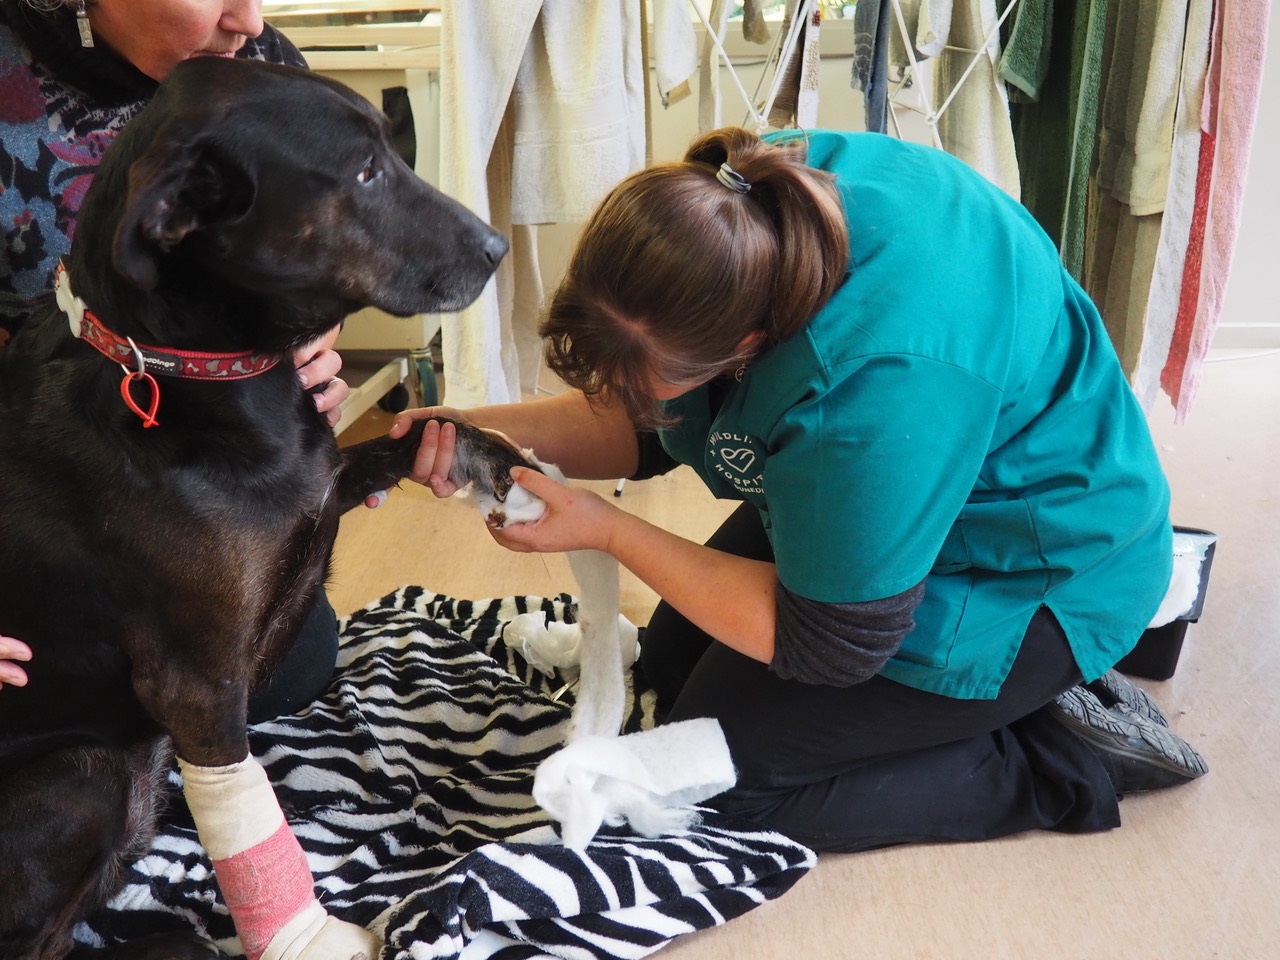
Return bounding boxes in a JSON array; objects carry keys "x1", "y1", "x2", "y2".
[{"x1": 373, "y1": 275, "x2": 492, "y2": 318}]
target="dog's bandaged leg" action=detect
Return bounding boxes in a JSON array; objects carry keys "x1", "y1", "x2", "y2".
[{"x1": 178, "y1": 756, "x2": 380, "y2": 960}]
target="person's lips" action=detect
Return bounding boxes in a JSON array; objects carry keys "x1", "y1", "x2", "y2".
[{"x1": 193, "y1": 44, "x2": 243, "y2": 58}]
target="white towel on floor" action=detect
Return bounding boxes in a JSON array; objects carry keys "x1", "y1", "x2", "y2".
[{"x1": 533, "y1": 720, "x2": 738, "y2": 851}]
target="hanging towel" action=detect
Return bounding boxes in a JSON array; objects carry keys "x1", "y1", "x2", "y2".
[
  {"x1": 439, "y1": 1, "x2": 646, "y2": 408},
  {"x1": 699, "y1": 0, "x2": 732, "y2": 131},
  {"x1": 652, "y1": 0, "x2": 698, "y2": 107},
  {"x1": 931, "y1": 0, "x2": 1021, "y2": 199},
  {"x1": 1010, "y1": 0, "x2": 1110, "y2": 278},
  {"x1": 743, "y1": 0, "x2": 772, "y2": 44},
  {"x1": 852, "y1": 0, "x2": 892, "y2": 133},
  {"x1": 998, "y1": 0, "x2": 1053, "y2": 102},
  {"x1": 1085, "y1": 0, "x2": 1191, "y2": 374},
  {"x1": 795, "y1": 0, "x2": 824, "y2": 127},
  {"x1": 1161, "y1": 0, "x2": 1272, "y2": 422},
  {"x1": 509, "y1": 2, "x2": 646, "y2": 225},
  {"x1": 889, "y1": 0, "x2": 954, "y2": 63},
  {"x1": 1056, "y1": 0, "x2": 1111, "y2": 278},
  {"x1": 1093, "y1": 0, "x2": 1188, "y2": 217},
  {"x1": 438, "y1": 1, "x2": 540, "y2": 407},
  {"x1": 1132, "y1": 0, "x2": 1214, "y2": 410},
  {"x1": 877, "y1": 0, "x2": 954, "y2": 136},
  {"x1": 769, "y1": 0, "x2": 823, "y2": 129}
]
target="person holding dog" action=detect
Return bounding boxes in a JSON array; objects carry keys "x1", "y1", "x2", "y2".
[
  {"x1": 392, "y1": 126, "x2": 1208, "y2": 853},
  {"x1": 0, "y1": 0, "x2": 347, "y2": 717}
]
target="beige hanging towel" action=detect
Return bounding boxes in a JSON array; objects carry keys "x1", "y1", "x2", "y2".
[{"x1": 439, "y1": 0, "x2": 646, "y2": 407}]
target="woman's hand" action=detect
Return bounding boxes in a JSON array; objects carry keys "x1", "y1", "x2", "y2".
[
  {"x1": 0, "y1": 635, "x2": 32, "y2": 690},
  {"x1": 488, "y1": 467, "x2": 620, "y2": 555},
  {"x1": 294, "y1": 326, "x2": 348, "y2": 428},
  {"x1": 389, "y1": 407, "x2": 470, "y2": 496}
]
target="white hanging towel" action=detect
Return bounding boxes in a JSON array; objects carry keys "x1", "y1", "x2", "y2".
[
  {"x1": 651, "y1": 0, "x2": 698, "y2": 106},
  {"x1": 439, "y1": 1, "x2": 646, "y2": 407},
  {"x1": 1131, "y1": 0, "x2": 1214, "y2": 410},
  {"x1": 931, "y1": 0, "x2": 1021, "y2": 199}
]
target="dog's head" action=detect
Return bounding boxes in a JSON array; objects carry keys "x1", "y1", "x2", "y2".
[{"x1": 71, "y1": 58, "x2": 507, "y2": 352}]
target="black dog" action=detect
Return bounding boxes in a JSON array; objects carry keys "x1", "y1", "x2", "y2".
[{"x1": 0, "y1": 58, "x2": 507, "y2": 960}]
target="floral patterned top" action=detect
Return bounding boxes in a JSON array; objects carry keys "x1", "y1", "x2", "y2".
[{"x1": 0, "y1": 2, "x2": 305, "y2": 344}]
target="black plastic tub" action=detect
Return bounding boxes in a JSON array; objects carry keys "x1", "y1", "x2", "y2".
[{"x1": 1115, "y1": 526, "x2": 1217, "y2": 681}]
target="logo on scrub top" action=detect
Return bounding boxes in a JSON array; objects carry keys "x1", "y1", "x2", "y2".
[{"x1": 708, "y1": 431, "x2": 765, "y2": 496}]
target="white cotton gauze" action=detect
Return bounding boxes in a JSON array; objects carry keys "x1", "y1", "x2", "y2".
[
  {"x1": 503, "y1": 613, "x2": 639, "y2": 679},
  {"x1": 504, "y1": 614, "x2": 583, "y2": 677},
  {"x1": 532, "y1": 719, "x2": 738, "y2": 850},
  {"x1": 1147, "y1": 531, "x2": 1216, "y2": 628}
]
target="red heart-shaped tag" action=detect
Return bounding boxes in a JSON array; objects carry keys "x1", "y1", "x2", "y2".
[{"x1": 120, "y1": 370, "x2": 161, "y2": 428}]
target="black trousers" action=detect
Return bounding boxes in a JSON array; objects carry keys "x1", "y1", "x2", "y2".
[{"x1": 640, "y1": 503, "x2": 1121, "y2": 852}]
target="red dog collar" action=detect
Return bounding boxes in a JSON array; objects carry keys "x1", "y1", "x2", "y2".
[{"x1": 55, "y1": 262, "x2": 281, "y2": 427}]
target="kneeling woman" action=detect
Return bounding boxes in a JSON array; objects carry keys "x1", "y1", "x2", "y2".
[{"x1": 395, "y1": 127, "x2": 1206, "y2": 852}]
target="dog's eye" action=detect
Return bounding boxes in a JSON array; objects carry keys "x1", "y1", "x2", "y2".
[{"x1": 356, "y1": 156, "x2": 381, "y2": 185}]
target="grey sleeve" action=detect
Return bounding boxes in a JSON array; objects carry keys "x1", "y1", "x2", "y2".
[{"x1": 769, "y1": 579, "x2": 926, "y2": 686}]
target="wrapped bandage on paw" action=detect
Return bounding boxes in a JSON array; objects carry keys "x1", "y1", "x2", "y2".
[
  {"x1": 471, "y1": 478, "x2": 547, "y2": 529},
  {"x1": 178, "y1": 756, "x2": 380, "y2": 960}
]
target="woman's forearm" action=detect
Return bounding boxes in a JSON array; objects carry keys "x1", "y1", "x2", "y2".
[
  {"x1": 605, "y1": 509, "x2": 778, "y2": 664},
  {"x1": 463, "y1": 391, "x2": 640, "y2": 480}
]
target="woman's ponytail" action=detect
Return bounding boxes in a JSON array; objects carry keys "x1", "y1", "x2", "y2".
[
  {"x1": 686, "y1": 128, "x2": 849, "y2": 343},
  {"x1": 540, "y1": 126, "x2": 848, "y2": 428}
]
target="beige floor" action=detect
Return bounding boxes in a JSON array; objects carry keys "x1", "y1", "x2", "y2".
[{"x1": 328, "y1": 348, "x2": 1280, "y2": 960}]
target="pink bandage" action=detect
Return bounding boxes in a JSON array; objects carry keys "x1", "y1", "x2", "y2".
[{"x1": 213, "y1": 821, "x2": 317, "y2": 960}]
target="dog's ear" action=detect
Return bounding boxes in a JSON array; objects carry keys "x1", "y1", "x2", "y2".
[{"x1": 112, "y1": 135, "x2": 254, "y2": 290}]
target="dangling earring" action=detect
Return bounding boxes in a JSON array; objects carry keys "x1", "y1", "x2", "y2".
[
  {"x1": 75, "y1": 0, "x2": 94, "y2": 48},
  {"x1": 734, "y1": 364, "x2": 747, "y2": 382}
]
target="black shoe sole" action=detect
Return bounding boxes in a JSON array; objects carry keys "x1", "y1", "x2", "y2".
[{"x1": 1047, "y1": 691, "x2": 1207, "y2": 794}]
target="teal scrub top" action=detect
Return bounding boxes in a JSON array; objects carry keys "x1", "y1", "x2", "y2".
[{"x1": 657, "y1": 131, "x2": 1172, "y2": 700}]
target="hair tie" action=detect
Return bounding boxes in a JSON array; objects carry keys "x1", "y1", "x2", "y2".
[{"x1": 715, "y1": 162, "x2": 751, "y2": 195}]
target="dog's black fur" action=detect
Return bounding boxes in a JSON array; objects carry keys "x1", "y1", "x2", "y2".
[{"x1": 0, "y1": 58, "x2": 508, "y2": 960}]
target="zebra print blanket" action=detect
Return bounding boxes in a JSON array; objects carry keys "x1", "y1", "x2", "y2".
[{"x1": 76, "y1": 588, "x2": 816, "y2": 959}]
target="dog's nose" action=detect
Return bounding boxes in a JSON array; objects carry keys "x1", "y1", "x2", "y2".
[{"x1": 481, "y1": 231, "x2": 510, "y2": 267}]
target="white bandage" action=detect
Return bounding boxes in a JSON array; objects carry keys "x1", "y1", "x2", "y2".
[{"x1": 178, "y1": 756, "x2": 380, "y2": 960}]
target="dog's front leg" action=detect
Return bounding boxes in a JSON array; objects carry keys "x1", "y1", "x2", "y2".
[
  {"x1": 132, "y1": 650, "x2": 379, "y2": 960},
  {"x1": 333, "y1": 419, "x2": 429, "y2": 514},
  {"x1": 179, "y1": 756, "x2": 379, "y2": 960},
  {"x1": 336, "y1": 417, "x2": 543, "y2": 519}
]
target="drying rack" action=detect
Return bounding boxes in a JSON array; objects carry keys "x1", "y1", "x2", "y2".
[{"x1": 693, "y1": 0, "x2": 1023, "y2": 143}]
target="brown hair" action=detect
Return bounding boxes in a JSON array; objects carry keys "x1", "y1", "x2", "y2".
[{"x1": 540, "y1": 126, "x2": 849, "y2": 428}]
